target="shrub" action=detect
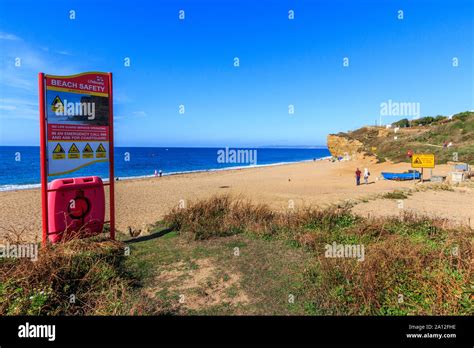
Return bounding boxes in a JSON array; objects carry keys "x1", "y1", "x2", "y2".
[
  {"x1": 382, "y1": 190, "x2": 410, "y2": 200},
  {"x1": 411, "y1": 116, "x2": 435, "y2": 127},
  {"x1": 392, "y1": 118, "x2": 409, "y2": 128},
  {"x1": 164, "y1": 195, "x2": 356, "y2": 240},
  {"x1": 0, "y1": 238, "x2": 136, "y2": 315},
  {"x1": 302, "y1": 215, "x2": 472, "y2": 315}
]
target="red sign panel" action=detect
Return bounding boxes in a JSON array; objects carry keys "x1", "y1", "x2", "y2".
[{"x1": 44, "y1": 72, "x2": 111, "y2": 176}]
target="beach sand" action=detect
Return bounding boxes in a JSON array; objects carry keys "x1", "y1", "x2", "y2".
[{"x1": 1, "y1": 158, "x2": 472, "y2": 242}]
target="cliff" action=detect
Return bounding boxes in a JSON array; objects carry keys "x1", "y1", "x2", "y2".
[{"x1": 326, "y1": 111, "x2": 474, "y2": 164}]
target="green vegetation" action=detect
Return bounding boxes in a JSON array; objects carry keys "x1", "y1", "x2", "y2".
[
  {"x1": 382, "y1": 190, "x2": 410, "y2": 200},
  {"x1": 392, "y1": 118, "x2": 410, "y2": 128},
  {"x1": 0, "y1": 239, "x2": 139, "y2": 315},
  {"x1": 162, "y1": 196, "x2": 472, "y2": 315},
  {"x1": 340, "y1": 111, "x2": 474, "y2": 164},
  {"x1": 1, "y1": 195, "x2": 472, "y2": 316}
]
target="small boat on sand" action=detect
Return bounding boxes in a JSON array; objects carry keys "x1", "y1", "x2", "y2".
[{"x1": 381, "y1": 170, "x2": 421, "y2": 181}]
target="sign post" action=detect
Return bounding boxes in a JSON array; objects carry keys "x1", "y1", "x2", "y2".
[
  {"x1": 108, "y1": 73, "x2": 115, "y2": 240},
  {"x1": 38, "y1": 72, "x2": 115, "y2": 246},
  {"x1": 411, "y1": 153, "x2": 435, "y2": 182},
  {"x1": 39, "y1": 73, "x2": 49, "y2": 246}
]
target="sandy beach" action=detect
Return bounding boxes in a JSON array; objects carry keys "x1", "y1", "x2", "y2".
[{"x1": 1, "y1": 158, "x2": 472, "y2": 242}]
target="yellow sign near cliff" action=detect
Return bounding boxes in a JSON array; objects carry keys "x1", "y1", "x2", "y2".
[{"x1": 411, "y1": 154, "x2": 435, "y2": 168}]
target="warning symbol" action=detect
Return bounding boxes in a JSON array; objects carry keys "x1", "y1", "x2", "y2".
[
  {"x1": 96, "y1": 143, "x2": 106, "y2": 158},
  {"x1": 68, "y1": 143, "x2": 80, "y2": 159},
  {"x1": 52, "y1": 143, "x2": 65, "y2": 160},
  {"x1": 51, "y1": 95, "x2": 64, "y2": 113},
  {"x1": 82, "y1": 143, "x2": 94, "y2": 159},
  {"x1": 411, "y1": 153, "x2": 435, "y2": 168}
]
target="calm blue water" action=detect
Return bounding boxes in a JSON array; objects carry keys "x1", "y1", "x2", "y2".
[{"x1": 0, "y1": 146, "x2": 330, "y2": 191}]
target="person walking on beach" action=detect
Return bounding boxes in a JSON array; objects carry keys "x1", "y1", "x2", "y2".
[
  {"x1": 363, "y1": 168, "x2": 370, "y2": 185},
  {"x1": 355, "y1": 168, "x2": 362, "y2": 186}
]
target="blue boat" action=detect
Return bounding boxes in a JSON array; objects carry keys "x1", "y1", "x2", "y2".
[{"x1": 381, "y1": 170, "x2": 421, "y2": 181}]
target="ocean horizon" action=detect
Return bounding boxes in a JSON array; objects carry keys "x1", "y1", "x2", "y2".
[{"x1": 0, "y1": 146, "x2": 331, "y2": 191}]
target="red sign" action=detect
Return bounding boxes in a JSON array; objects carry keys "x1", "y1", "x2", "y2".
[
  {"x1": 46, "y1": 73, "x2": 109, "y2": 97},
  {"x1": 43, "y1": 72, "x2": 111, "y2": 176},
  {"x1": 38, "y1": 72, "x2": 115, "y2": 246}
]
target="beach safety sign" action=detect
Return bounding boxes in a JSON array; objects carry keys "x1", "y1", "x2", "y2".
[
  {"x1": 41, "y1": 72, "x2": 112, "y2": 176},
  {"x1": 411, "y1": 153, "x2": 435, "y2": 168},
  {"x1": 39, "y1": 71, "x2": 116, "y2": 246}
]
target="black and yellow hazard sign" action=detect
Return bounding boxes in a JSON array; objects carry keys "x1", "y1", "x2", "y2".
[
  {"x1": 96, "y1": 143, "x2": 107, "y2": 158},
  {"x1": 51, "y1": 95, "x2": 64, "y2": 113},
  {"x1": 411, "y1": 153, "x2": 435, "y2": 168},
  {"x1": 82, "y1": 143, "x2": 94, "y2": 159},
  {"x1": 52, "y1": 143, "x2": 65, "y2": 160},
  {"x1": 68, "y1": 143, "x2": 80, "y2": 159}
]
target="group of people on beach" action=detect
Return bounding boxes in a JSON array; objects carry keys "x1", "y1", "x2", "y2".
[{"x1": 355, "y1": 168, "x2": 370, "y2": 186}]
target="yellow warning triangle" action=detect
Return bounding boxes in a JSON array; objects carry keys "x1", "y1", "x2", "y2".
[
  {"x1": 68, "y1": 143, "x2": 80, "y2": 153},
  {"x1": 96, "y1": 143, "x2": 106, "y2": 153},
  {"x1": 51, "y1": 95, "x2": 64, "y2": 113},
  {"x1": 83, "y1": 143, "x2": 93, "y2": 153},
  {"x1": 414, "y1": 157, "x2": 422, "y2": 164},
  {"x1": 53, "y1": 143, "x2": 65, "y2": 153}
]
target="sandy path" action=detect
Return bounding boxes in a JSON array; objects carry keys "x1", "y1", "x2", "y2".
[
  {"x1": 352, "y1": 188, "x2": 474, "y2": 228},
  {"x1": 0, "y1": 158, "x2": 466, "y2": 242}
]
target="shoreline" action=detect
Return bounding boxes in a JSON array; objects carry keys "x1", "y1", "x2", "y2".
[{"x1": 0, "y1": 156, "x2": 331, "y2": 192}]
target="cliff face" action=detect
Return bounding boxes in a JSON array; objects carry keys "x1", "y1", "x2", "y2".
[
  {"x1": 325, "y1": 111, "x2": 474, "y2": 164},
  {"x1": 326, "y1": 134, "x2": 365, "y2": 159}
]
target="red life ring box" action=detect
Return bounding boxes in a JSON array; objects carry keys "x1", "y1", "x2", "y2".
[{"x1": 47, "y1": 176, "x2": 105, "y2": 243}]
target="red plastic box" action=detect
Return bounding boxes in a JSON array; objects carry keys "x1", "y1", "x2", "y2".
[{"x1": 47, "y1": 176, "x2": 105, "y2": 243}]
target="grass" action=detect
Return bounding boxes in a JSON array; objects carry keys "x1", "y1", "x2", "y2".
[
  {"x1": 1, "y1": 195, "x2": 472, "y2": 316},
  {"x1": 0, "y1": 237, "x2": 137, "y2": 315},
  {"x1": 163, "y1": 195, "x2": 473, "y2": 315},
  {"x1": 382, "y1": 190, "x2": 410, "y2": 200}
]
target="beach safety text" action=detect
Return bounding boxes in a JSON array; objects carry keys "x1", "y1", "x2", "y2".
[{"x1": 50, "y1": 78, "x2": 106, "y2": 93}]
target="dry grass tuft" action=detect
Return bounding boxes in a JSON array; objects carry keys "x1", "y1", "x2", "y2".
[
  {"x1": 0, "y1": 238, "x2": 139, "y2": 315},
  {"x1": 164, "y1": 195, "x2": 356, "y2": 240}
]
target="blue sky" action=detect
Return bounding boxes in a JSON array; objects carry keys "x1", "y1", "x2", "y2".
[{"x1": 0, "y1": 0, "x2": 472, "y2": 147}]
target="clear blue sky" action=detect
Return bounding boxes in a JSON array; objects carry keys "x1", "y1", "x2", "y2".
[{"x1": 0, "y1": 0, "x2": 472, "y2": 147}]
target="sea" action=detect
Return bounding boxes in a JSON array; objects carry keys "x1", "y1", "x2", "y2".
[{"x1": 0, "y1": 146, "x2": 331, "y2": 191}]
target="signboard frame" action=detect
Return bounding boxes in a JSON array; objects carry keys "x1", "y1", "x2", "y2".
[
  {"x1": 38, "y1": 72, "x2": 115, "y2": 246},
  {"x1": 411, "y1": 153, "x2": 435, "y2": 169}
]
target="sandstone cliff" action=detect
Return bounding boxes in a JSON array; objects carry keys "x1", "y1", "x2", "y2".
[
  {"x1": 326, "y1": 134, "x2": 365, "y2": 159},
  {"x1": 325, "y1": 111, "x2": 474, "y2": 164}
]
